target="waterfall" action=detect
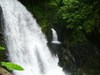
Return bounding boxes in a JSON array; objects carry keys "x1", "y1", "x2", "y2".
[
  {"x1": 51, "y1": 28, "x2": 61, "y2": 44},
  {"x1": 0, "y1": 0, "x2": 67, "y2": 75}
]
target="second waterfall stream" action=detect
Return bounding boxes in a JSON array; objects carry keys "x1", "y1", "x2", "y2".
[
  {"x1": 0, "y1": 0, "x2": 67, "y2": 75},
  {"x1": 51, "y1": 28, "x2": 61, "y2": 44}
]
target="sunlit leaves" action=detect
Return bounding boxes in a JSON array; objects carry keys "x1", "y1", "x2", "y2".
[
  {"x1": 1, "y1": 62, "x2": 24, "y2": 71},
  {"x1": 0, "y1": 46, "x2": 24, "y2": 71}
]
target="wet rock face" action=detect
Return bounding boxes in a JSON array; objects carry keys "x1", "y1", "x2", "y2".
[
  {"x1": 0, "y1": 6, "x2": 6, "y2": 62},
  {"x1": 0, "y1": 67, "x2": 12, "y2": 75},
  {"x1": 58, "y1": 42, "x2": 100, "y2": 74},
  {"x1": 0, "y1": 6, "x2": 4, "y2": 44}
]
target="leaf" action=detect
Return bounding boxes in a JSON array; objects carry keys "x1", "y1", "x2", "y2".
[
  {"x1": 0, "y1": 46, "x2": 5, "y2": 51},
  {"x1": 1, "y1": 62, "x2": 24, "y2": 71},
  {"x1": 49, "y1": 1, "x2": 58, "y2": 7}
]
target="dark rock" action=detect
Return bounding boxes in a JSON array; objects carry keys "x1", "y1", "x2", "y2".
[{"x1": 0, "y1": 5, "x2": 4, "y2": 44}]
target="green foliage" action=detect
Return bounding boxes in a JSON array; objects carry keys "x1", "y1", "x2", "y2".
[
  {"x1": 0, "y1": 45, "x2": 24, "y2": 71},
  {"x1": 1, "y1": 62, "x2": 24, "y2": 71},
  {"x1": 49, "y1": 0, "x2": 61, "y2": 7},
  {"x1": 49, "y1": 1, "x2": 58, "y2": 7},
  {"x1": 52, "y1": 0, "x2": 97, "y2": 45},
  {"x1": 0, "y1": 46, "x2": 5, "y2": 51}
]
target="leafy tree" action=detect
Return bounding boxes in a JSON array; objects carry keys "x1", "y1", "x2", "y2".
[{"x1": 46, "y1": 0, "x2": 99, "y2": 45}]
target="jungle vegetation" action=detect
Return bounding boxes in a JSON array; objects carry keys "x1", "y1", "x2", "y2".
[{"x1": 0, "y1": 0, "x2": 100, "y2": 75}]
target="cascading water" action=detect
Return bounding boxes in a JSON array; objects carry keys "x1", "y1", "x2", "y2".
[
  {"x1": 0, "y1": 0, "x2": 67, "y2": 75},
  {"x1": 51, "y1": 28, "x2": 61, "y2": 44}
]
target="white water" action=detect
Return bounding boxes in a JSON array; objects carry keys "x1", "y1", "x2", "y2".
[
  {"x1": 51, "y1": 28, "x2": 61, "y2": 44},
  {"x1": 0, "y1": 0, "x2": 67, "y2": 75}
]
